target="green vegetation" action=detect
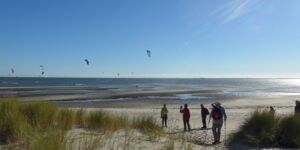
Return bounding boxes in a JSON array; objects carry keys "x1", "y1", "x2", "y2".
[
  {"x1": 75, "y1": 109, "x2": 86, "y2": 128},
  {"x1": 21, "y1": 101, "x2": 58, "y2": 130},
  {"x1": 86, "y1": 110, "x2": 129, "y2": 131},
  {"x1": 57, "y1": 109, "x2": 75, "y2": 130},
  {"x1": 0, "y1": 100, "x2": 30, "y2": 143},
  {"x1": 131, "y1": 115, "x2": 163, "y2": 135},
  {"x1": 0, "y1": 99, "x2": 164, "y2": 149},
  {"x1": 276, "y1": 114, "x2": 300, "y2": 148},
  {"x1": 30, "y1": 130, "x2": 70, "y2": 150},
  {"x1": 229, "y1": 110, "x2": 300, "y2": 148}
]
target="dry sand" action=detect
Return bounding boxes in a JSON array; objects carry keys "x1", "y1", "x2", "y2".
[{"x1": 74, "y1": 96, "x2": 297, "y2": 150}]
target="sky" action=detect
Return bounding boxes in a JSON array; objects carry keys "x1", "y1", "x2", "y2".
[{"x1": 1, "y1": 0, "x2": 300, "y2": 78}]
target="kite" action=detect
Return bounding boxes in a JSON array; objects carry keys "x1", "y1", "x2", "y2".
[
  {"x1": 40, "y1": 65, "x2": 45, "y2": 76},
  {"x1": 84, "y1": 59, "x2": 90, "y2": 65},
  {"x1": 146, "y1": 50, "x2": 151, "y2": 57}
]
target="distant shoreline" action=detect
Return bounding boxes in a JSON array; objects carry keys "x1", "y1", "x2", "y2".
[{"x1": 2, "y1": 76, "x2": 300, "y2": 79}]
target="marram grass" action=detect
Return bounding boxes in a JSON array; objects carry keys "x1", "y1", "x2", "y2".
[
  {"x1": 229, "y1": 110, "x2": 300, "y2": 148},
  {"x1": 0, "y1": 99, "x2": 164, "y2": 150}
]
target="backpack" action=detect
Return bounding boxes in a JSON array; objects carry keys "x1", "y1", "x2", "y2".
[{"x1": 211, "y1": 107, "x2": 222, "y2": 120}]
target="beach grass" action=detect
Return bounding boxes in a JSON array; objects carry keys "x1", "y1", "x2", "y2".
[
  {"x1": 131, "y1": 115, "x2": 163, "y2": 135},
  {"x1": 86, "y1": 110, "x2": 129, "y2": 131},
  {"x1": 21, "y1": 101, "x2": 58, "y2": 130},
  {"x1": 276, "y1": 114, "x2": 300, "y2": 148},
  {"x1": 57, "y1": 109, "x2": 75, "y2": 130},
  {"x1": 0, "y1": 99, "x2": 165, "y2": 149},
  {"x1": 30, "y1": 130, "x2": 70, "y2": 150},
  {"x1": 75, "y1": 109, "x2": 87, "y2": 128},
  {"x1": 229, "y1": 110, "x2": 300, "y2": 148},
  {"x1": 0, "y1": 99, "x2": 31, "y2": 143},
  {"x1": 163, "y1": 138, "x2": 175, "y2": 150}
]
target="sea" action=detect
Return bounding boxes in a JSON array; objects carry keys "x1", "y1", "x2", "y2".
[{"x1": 1, "y1": 77, "x2": 300, "y2": 97}]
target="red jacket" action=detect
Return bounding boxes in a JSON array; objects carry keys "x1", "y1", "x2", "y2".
[{"x1": 180, "y1": 108, "x2": 190, "y2": 120}]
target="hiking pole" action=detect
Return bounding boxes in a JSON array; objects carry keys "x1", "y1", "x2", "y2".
[
  {"x1": 224, "y1": 119, "x2": 227, "y2": 146},
  {"x1": 205, "y1": 119, "x2": 210, "y2": 145},
  {"x1": 203, "y1": 128, "x2": 208, "y2": 145}
]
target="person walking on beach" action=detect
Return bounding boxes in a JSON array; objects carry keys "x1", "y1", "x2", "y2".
[
  {"x1": 209, "y1": 102, "x2": 227, "y2": 145},
  {"x1": 295, "y1": 100, "x2": 300, "y2": 116},
  {"x1": 161, "y1": 104, "x2": 168, "y2": 128},
  {"x1": 201, "y1": 104, "x2": 209, "y2": 129},
  {"x1": 180, "y1": 104, "x2": 191, "y2": 132}
]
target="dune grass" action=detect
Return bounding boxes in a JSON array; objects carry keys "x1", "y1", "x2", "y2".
[
  {"x1": 0, "y1": 100, "x2": 31, "y2": 143},
  {"x1": 276, "y1": 114, "x2": 300, "y2": 148},
  {"x1": 30, "y1": 130, "x2": 70, "y2": 150},
  {"x1": 75, "y1": 109, "x2": 87, "y2": 128},
  {"x1": 57, "y1": 109, "x2": 75, "y2": 130},
  {"x1": 131, "y1": 115, "x2": 163, "y2": 135},
  {"x1": 229, "y1": 110, "x2": 300, "y2": 148},
  {"x1": 21, "y1": 101, "x2": 58, "y2": 130},
  {"x1": 0, "y1": 99, "x2": 164, "y2": 149},
  {"x1": 86, "y1": 110, "x2": 130, "y2": 131}
]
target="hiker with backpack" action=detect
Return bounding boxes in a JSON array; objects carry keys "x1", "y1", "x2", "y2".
[
  {"x1": 209, "y1": 102, "x2": 227, "y2": 144},
  {"x1": 161, "y1": 104, "x2": 168, "y2": 128},
  {"x1": 201, "y1": 104, "x2": 209, "y2": 129},
  {"x1": 180, "y1": 104, "x2": 191, "y2": 132}
]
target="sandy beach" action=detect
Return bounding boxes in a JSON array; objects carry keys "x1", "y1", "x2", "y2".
[
  {"x1": 1, "y1": 84, "x2": 298, "y2": 149},
  {"x1": 91, "y1": 96, "x2": 295, "y2": 149}
]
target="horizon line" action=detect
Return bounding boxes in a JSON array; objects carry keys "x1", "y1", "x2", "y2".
[{"x1": 1, "y1": 76, "x2": 300, "y2": 79}]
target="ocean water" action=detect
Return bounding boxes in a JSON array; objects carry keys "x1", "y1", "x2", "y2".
[{"x1": 1, "y1": 77, "x2": 300, "y2": 97}]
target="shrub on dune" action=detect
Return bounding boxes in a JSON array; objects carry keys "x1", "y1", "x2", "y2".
[
  {"x1": 0, "y1": 99, "x2": 164, "y2": 149},
  {"x1": 86, "y1": 110, "x2": 109, "y2": 130},
  {"x1": 86, "y1": 110, "x2": 129, "y2": 131},
  {"x1": 229, "y1": 111, "x2": 279, "y2": 147},
  {"x1": 57, "y1": 109, "x2": 75, "y2": 130},
  {"x1": 20, "y1": 102, "x2": 58, "y2": 130},
  {"x1": 30, "y1": 130, "x2": 70, "y2": 150},
  {"x1": 0, "y1": 100, "x2": 30, "y2": 143},
  {"x1": 229, "y1": 110, "x2": 300, "y2": 148},
  {"x1": 131, "y1": 115, "x2": 163, "y2": 135},
  {"x1": 75, "y1": 109, "x2": 87, "y2": 128},
  {"x1": 276, "y1": 115, "x2": 300, "y2": 148}
]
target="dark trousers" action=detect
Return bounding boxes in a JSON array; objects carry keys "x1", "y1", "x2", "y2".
[
  {"x1": 212, "y1": 120, "x2": 223, "y2": 142},
  {"x1": 183, "y1": 119, "x2": 191, "y2": 131},
  {"x1": 162, "y1": 116, "x2": 167, "y2": 128},
  {"x1": 202, "y1": 117, "x2": 207, "y2": 128}
]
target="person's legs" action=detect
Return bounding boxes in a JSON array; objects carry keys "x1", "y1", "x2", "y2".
[
  {"x1": 216, "y1": 121, "x2": 223, "y2": 142},
  {"x1": 212, "y1": 123, "x2": 218, "y2": 143},
  {"x1": 183, "y1": 120, "x2": 187, "y2": 131},
  {"x1": 162, "y1": 117, "x2": 167, "y2": 128},
  {"x1": 187, "y1": 119, "x2": 191, "y2": 131},
  {"x1": 217, "y1": 126, "x2": 221, "y2": 142},
  {"x1": 165, "y1": 117, "x2": 168, "y2": 127},
  {"x1": 202, "y1": 117, "x2": 207, "y2": 128}
]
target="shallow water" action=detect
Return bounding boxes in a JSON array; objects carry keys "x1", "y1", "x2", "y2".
[{"x1": 2, "y1": 77, "x2": 300, "y2": 101}]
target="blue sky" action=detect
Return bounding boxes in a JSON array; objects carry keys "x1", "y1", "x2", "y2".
[{"x1": 1, "y1": 0, "x2": 300, "y2": 78}]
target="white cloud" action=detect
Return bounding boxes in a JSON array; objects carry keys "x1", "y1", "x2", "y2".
[{"x1": 208, "y1": 0, "x2": 262, "y2": 24}]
